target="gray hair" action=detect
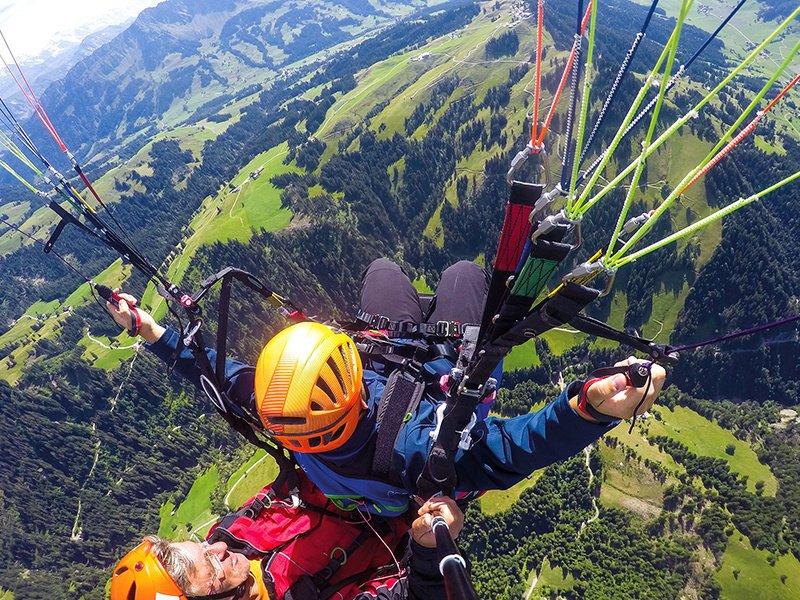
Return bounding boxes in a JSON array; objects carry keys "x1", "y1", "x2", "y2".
[{"x1": 145, "y1": 534, "x2": 205, "y2": 596}]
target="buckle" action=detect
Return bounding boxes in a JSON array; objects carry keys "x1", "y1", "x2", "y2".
[
  {"x1": 398, "y1": 321, "x2": 416, "y2": 334},
  {"x1": 376, "y1": 316, "x2": 390, "y2": 329},
  {"x1": 434, "y1": 321, "x2": 461, "y2": 337}
]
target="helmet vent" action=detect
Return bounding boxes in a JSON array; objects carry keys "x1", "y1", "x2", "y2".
[
  {"x1": 338, "y1": 345, "x2": 353, "y2": 382},
  {"x1": 308, "y1": 436, "x2": 322, "y2": 448},
  {"x1": 114, "y1": 566, "x2": 129, "y2": 576},
  {"x1": 326, "y1": 356, "x2": 347, "y2": 395},
  {"x1": 310, "y1": 401, "x2": 324, "y2": 411},
  {"x1": 329, "y1": 423, "x2": 346, "y2": 442},
  {"x1": 127, "y1": 583, "x2": 136, "y2": 600},
  {"x1": 315, "y1": 378, "x2": 337, "y2": 405},
  {"x1": 269, "y1": 416, "x2": 306, "y2": 425}
]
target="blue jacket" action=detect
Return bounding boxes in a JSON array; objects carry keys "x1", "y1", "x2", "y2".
[{"x1": 149, "y1": 327, "x2": 618, "y2": 514}]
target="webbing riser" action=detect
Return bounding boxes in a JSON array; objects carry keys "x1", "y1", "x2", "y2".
[
  {"x1": 471, "y1": 282, "x2": 600, "y2": 382},
  {"x1": 480, "y1": 181, "x2": 544, "y2": 334},
  {"x1": 481, "y1": 223, "x2": 573, "y2": 345}
]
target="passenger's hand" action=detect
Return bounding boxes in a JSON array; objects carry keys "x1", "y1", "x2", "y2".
[
  {"x1": 411, "y1": 496, "x2": 464, "y2": 548},
  {"x1": 583, "y1": 356, "x2": 666, "y2": 420},
  {"x1": 104, "y1": 289, "x2": 165, "y2": 343}
]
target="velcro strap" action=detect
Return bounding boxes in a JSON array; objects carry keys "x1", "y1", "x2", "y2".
[
  {"x1": 128, "y1": 307, "x2": 142, "y2": 337},
  {"x1": 372, "y1": 369, "x2": 426, "y2": 479},
  {"x1": 576, "y1": 376, "x2": 617, "y2": 423}
]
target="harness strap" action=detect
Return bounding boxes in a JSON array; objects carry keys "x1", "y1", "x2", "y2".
[
  {"x1": 351, "y1": 309, "x2": 466, "y2": 339},
  {"x1": 480, "y1": 181, "x2": 543, "y2": 335},
  {"x1": 372, "y1": 369, "x2": 427, "y2": 480},
  {"x1": 318, "y1": 564, "x2": 402, "y2": 600},
  {"x1": 487, "y1": 235, "x2": 573, "y2": 341}
]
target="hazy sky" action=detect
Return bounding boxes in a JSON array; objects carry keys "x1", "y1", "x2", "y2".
[{"x1": 0, "y1": 0, "x2": 161, "y2": 60}]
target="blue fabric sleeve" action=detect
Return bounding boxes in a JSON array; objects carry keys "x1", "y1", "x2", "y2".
[
  {"x1": 451, "y1": 386, "x2": 618, "y2": 492},
  {"x1": 146, "y1": 326, "x2": 260, "y2": 423}
]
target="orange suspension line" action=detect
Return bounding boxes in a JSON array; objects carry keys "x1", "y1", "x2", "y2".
[{"x1": 532, "y1": 0, "x2": 592, "y2": 153}]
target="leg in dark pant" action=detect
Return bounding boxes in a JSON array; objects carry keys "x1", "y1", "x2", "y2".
[
  {"x1": 427, "y1": 261, "x2": 488, "y2": 324},
  {"x1": 359, "y1": 258, "x2": 423, "y2": 323}
]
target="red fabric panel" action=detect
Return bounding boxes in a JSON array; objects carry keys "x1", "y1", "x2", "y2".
[{"x1": 494, "y1": 202, "x2": 533, "y2": 271}]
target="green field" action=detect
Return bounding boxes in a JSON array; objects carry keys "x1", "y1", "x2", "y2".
[
  {"x1": 158, "y1": 466, "x2": 220, "y2": 541},
  {"x1": 139, "y1": 141, "x2": 297, "y2": 324},
  {"x1": 0, "y1": 200, "x2": 29, "y2": 224},
  {"x1": 412, "y1": 277, "x2": 434, "y2": 294},
  {"x1": 480, "y1": 470, "x2": 544, "y2": 515},
  {"x1": 648, "y1": 406, "x2": 777, "y2": 495},
  {"x1": 607, "y1": 422, "x2": 685, "y2": 475},
  {"x1": 504, "y1": 338, "x2": 541, "y2": 371},
  {"x1": 717, "y1": 529, "x2": 800, "y2": 599},
  {"x1": 0, "y1": 259, "x2": 131, "y2": 384},
  {"x1": 598, "y1": 442, "x2": 670, "y2": 519},
  {"x1": 530, "y1": 557, "x2": 575, "y2": 596},
  {"x1": 0, "y1": 203, "x2": 55, "y2": 256},
  {"x1": 225, "y1": 450, "x2": 280, "y2": 510},
  {"x1": 640, "y1": 283, "x2": 689, "y2": 341}
]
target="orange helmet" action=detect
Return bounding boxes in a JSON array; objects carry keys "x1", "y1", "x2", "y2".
[
  {"x1": 255, "y1": 322, "x2": 363, "y2": 453},
  {"x1": 110, "y1": 539, "x2": 186, "y2": 600}
]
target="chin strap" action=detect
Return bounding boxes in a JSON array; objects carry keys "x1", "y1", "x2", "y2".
[{"x1": 192, "y1": 580, "x2": 249, "y2": 600}]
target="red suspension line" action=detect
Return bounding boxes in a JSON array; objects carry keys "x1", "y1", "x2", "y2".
[
  {"x1": 0, "y1": 31, "x2": 66, "y2": 151},
  {"x1": 0, "y1": 30, "x2": 114, "y2": 212}
]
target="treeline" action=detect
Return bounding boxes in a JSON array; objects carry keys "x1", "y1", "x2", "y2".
[
  {"x1": 460, "y1": 449, "x2": 695, "y2": 599},
  {"x1": 485, "y1": 30, "x2": 519, "y2": 59},
  {"x1": 658, "y1": 386, "x2": 800, "y2": 562}
]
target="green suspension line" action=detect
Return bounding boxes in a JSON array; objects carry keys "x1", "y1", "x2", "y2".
[
  {"x1": 572, "y1": 4, "x2": 800, "y2": 219},
  {"x1": 565, "y1": 13, "x2": 687, "y2": 219},
  {"x1": 0, "y1": 158, "x2": 40, "y2": 194},
  {"x1": 566, "y1": 0, "x2": 599, "y2": 210},
  {"x1": 0, "y1": 129, "x2": 42, "y2": 176},
  {"x1": 608, "y1": 170, "x2": 800, "y2": 268},
  {"x1": 607, "y1": 35, "x2": 800, "y2": 265},
  {"x1": 605, "y1": 0, "x2": 692, "y2": 259}
]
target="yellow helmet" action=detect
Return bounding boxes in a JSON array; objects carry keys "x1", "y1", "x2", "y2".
[
  {"x1": 255, "y1": 322, "x2": 363, "y2": 453},
  {"x1": 110, "y1": 540, "x2": 186, "y2": 600}
]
